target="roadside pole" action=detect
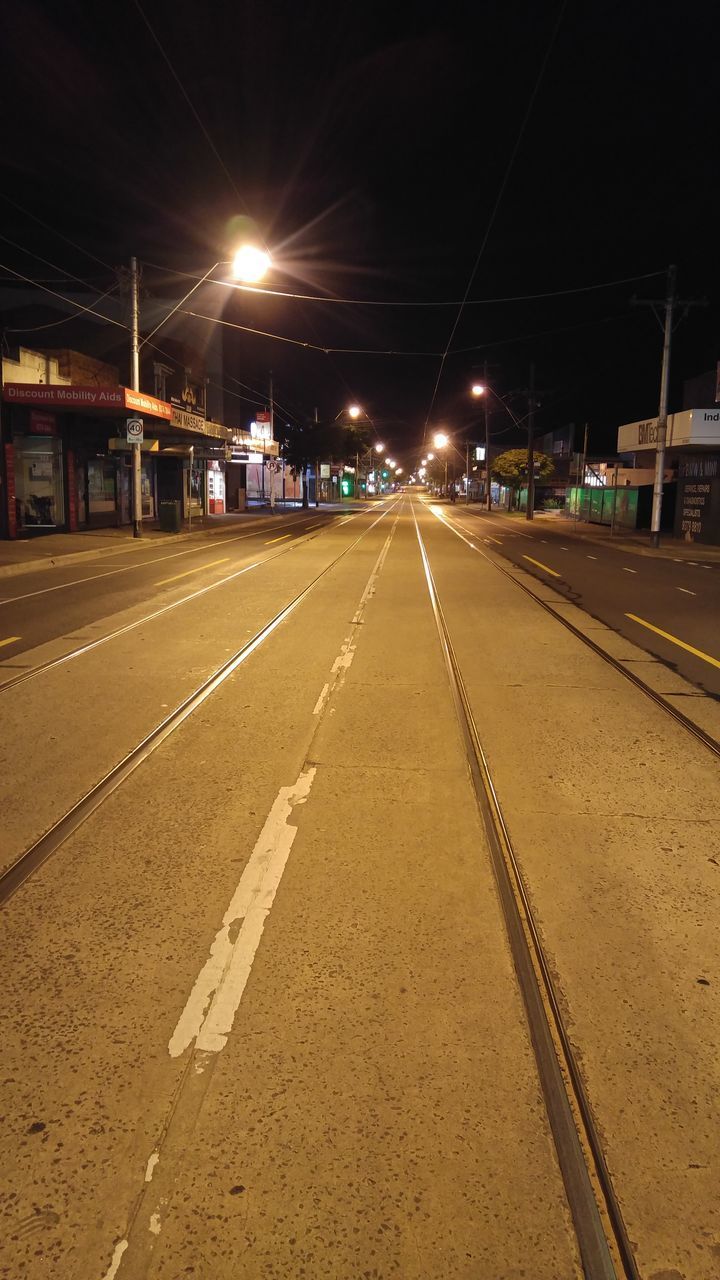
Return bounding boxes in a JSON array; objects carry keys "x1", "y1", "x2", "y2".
[
  {"x1": 649, "y1": 265, "x2": 676, "y2": 549},
  {"x1": 130, "y1": 256, "x2": 142, "y2": 538},
  {"x1": 465, "y1": 439, "x2": 470, "y2": 504},
  {"x1": 526, "y1": 361, "x2": 536, "y2": 520},
  {"x1": 484, "y1": 359, "x2": 491, "y2": 511},
  {"x1": 610, "y1": 460, "x2": 619, "y2": 537}
]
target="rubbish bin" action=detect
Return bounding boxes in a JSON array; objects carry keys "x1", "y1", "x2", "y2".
[{"x1": 159, "y1": 499, "x2": 182, "y2": 533}]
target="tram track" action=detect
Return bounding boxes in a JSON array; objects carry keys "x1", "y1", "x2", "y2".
[
  {"x1": 413, "y1": 506, "x2": 639, "y2": 1280},
  {"x1": 0, "y1": 508, "x2": 368, "y2": 694},
  {"x1": 0, "y1": 501, "x2": 397, "y2": 905},
  {"x1": 432, "y1": 504, "x2": 720, "y2": 761}
]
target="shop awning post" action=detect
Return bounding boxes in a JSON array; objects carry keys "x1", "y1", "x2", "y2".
[{"x1": 130, "y1": 256, "x2": 142, "y2": 539}]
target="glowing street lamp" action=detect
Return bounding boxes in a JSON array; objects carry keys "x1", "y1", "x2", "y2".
[
  {"x1": 375, "y1": 442, "x2": 384, "y2": 453},
  {"x1": 470, "y1": 381, "x2": 491, "y2": 511},
  {"x1": 347, "y1": 404, "x2": 362, "y2": 419},
  {"x1": 433, "y1": 431, "x2": 449, "y2": 449},
  {"x1": 232, "y1": 244, "x2": 272, "y2": 283}
]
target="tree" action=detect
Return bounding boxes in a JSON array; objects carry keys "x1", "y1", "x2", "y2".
[
  {"x1": 279, "y1": 417, "x2": 371, "y2": 507},
  {"x1": 491, "y1": 448, "x2": 554, "y2": 509}
]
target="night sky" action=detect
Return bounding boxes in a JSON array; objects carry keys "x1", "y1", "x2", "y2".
[{"x1": 1, "y1": 0, "x2": 718, "y2": 461}]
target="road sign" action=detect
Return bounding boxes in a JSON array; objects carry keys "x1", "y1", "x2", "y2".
[{"x1": 126, "y1": 417, "x2": 144, "y2": 443}]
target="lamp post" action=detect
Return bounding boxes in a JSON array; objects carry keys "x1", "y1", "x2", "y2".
[
  {"x1": 472, "y1": 374, "x2": 492, "y2": 511},
  {"x1": 129, "y1": 243, "x2": 271, "y2": 537},
  {"x1": 433, "y1": 432, "x2": 449, "y2": 495}
]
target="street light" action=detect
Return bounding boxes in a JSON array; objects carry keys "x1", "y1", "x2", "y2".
[
  {"x1": 471, "y1": 382, "x2": 491, "y2": 510},
  {"x1": 347, "y1": 404, "x2": 362, "y2": 419},
  {"x1": 432, "y1": 433, "x2": 450, "y2": 494},
  {"x1": 232, "y1": 244, "x2": 272, "y2": 283}
]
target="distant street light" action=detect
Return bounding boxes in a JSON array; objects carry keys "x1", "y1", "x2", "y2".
[
  {"x1": 433, "y1": 432, "x2": 449, "y2": 449},
  {"x1": 348, "y1": 404, "x2": 362, "y2": 419},
  {"x1": 375, "y1": 442, "x2": 384, "y2": 453}
]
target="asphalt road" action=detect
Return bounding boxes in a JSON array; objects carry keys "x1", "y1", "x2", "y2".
[
  {"x1": 1, "y1": 496, "x2": 718, "y2": 1279},
  {"x1": 0, "y1": 508, "x2": 344, "y2": 669},
  {"x1": 437, "y1": 503, "x2": 720, "y2": 698}
]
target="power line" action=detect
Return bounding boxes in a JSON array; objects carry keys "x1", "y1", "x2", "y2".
[
  {"x1": 423, "y1": 0, "x2": 569, "y2": 436},
  {"x1": 141, "y1": 257, "x2": 664, "y2": 308},
  {"x1": 0, "y1": 262, "x2": 127, "y2": 330},
  {"x1": 180, "y1": 307, "x2": 441, "y2": 355},
  {"x1": 0, "y1": 193, "x2": 115, "y2": 271},
  {"x1": 5, "y1": 283, "x2": 121, "y2": 335},
  {"x1": 130, "y1": 0, "x2": 250, "y2": 212}
]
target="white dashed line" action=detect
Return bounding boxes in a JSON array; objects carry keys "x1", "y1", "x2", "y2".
[
  {"x1": 587, "y1": 555, "x2": 598, "y2": 560},
  {"x1": 677, "y1": 587, "x2": 696, "y2": 595},
  {"x1": 622, "y1": 567, "x2": 637, "y2": 574}
]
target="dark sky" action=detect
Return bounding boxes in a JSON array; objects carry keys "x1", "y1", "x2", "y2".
[{"x1": 1, "y1": 0, "x2": 718, "y2": 460}]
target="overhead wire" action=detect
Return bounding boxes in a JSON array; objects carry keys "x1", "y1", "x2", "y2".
[
  {"x1": 0, "y1": 193, "x2": 115, "y2": 272},
  {"x1": 130, "y1": 0, "x2": 250, "y2": 212},
  {"x1": 423, "y1": 0, "x2": 570, "y2": 437},
  {"x1": 140, "y1": 257, "x2": 664, "y2": 307}
]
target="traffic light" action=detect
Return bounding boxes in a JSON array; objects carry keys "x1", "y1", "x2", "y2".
[{"x1": 341, "y1": 477, "x2": 352, "y2": 496}]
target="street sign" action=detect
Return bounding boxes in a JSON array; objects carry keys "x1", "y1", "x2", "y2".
[
  {"x1": 320, "y1": 463, "x2": 330, "y2": 478},
  {"x1": 126, "y1": 417, "x2": 144, "y2": 443}
]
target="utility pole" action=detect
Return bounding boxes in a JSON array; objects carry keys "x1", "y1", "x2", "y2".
[
  {"x1": 526, "y1": 361, "x2": 536, "y2": 521},
  {"x1": 129, "y1": 256, "x2": 142, "y2": 538},
  {"x1": 484, "y1": 358, "x2": 491, "y2": 511},
  {"x1": 465, "y1": 438, "x2": 470, "y2": 504},
  {"x1": 314, "y1": 407, "x2": 319, "y2": 508},
  {"x1": 649, "y1": 264, "x2": 675, "y2": 548},
  {"x1": 631, "y1": 265, "x2": 707, "y2": 548}
]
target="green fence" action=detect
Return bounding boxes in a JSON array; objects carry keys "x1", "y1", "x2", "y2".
[{"x1": 565, "y1": 486, "x2": 639, "y2": 529}]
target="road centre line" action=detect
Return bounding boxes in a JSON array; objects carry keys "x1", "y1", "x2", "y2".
[
  {"x1": 156, "y1": 557, "x2": 230, "y2": 586},
  {"x1": 0, "y1": 636, "x2": 20, "y2": 648},
  {"x1": 265, "y1": 533, "x2": 292, "y2": 544},
  {"x1": 0, "y1": 514, "x2": 312, "y2": 606},
  {"x1": 522, "y1": 554, "x2": 561, "y2": 578},
  {"x1": 677, "y1": 587, "x2": 696, "y2": 595},
  {"x1": 168, "y1": 518, "x2": 399, "y2": 1060},
  {"x1": 626, "y1": 613, "x2": 720, "y2": 669}
]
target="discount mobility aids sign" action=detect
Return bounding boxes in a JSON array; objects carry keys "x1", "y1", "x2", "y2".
[{"x1": 2, "y1": 384, "x2": 173, "y2": 419}]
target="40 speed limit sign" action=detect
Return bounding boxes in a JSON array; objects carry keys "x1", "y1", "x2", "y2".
[{"x1": 126, "y1": 417, "x2": 144, "y2": 444}]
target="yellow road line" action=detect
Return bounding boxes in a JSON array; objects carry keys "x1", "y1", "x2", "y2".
[
  {"x1": 156, "y1": 557, "x2": 230, "y2": 586},
  {"x1": 265, "y1": 533, "x2": 292, "y2": 544},
  {"x1": 0, "y1": 635, "x2": 20, "y2": 649},
  {"x1": 522, "y1": 554, "x2": 561, "y2": 578},
  {"x1": 625, "y1": 613, "x2": 720, "y2": 670}
]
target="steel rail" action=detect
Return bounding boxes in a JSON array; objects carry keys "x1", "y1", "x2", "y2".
[
  {"x1": 414, "y1": 507, "x2": 638, "y2": 1280},
  {"x1": 0, "y1": 502, "x2": 398, "y2": 905},
  {"x1": 435, "y1": 507, "x2": 720, "y2": 760},
  {"x1": 0, "y1": 510, "x2": 364, "y2": 695}
]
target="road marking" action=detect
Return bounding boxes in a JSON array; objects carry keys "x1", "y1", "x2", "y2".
[
  {"x1": 621, "y1": 567, "x2": 637, "y2": 574},
  {"x1": 488, "y1": 535, "x2": 503, "y2": 545},
  {"x1": 0, "y1": 635, "x2": 20, "y2": 649},
  {"x1": 587, "y1": 555, "x2": 598, "y2": 560},
  {"x1": 265, "y1": 533, "x2": 292, "y2": 544},
  {"x1": 522, "y1": 555, "x2": 561, "y2": 578},
  {"x1": 156, "y1": 557, "x2": 230, "y2": 585},
  {"x1": 677, "y1": 587, "x2": 696, "y2": 595},
  {"x1": 560, "y1": 546, "x2": 569, "y2": 550},
  {"x1": 688, "y1": 561, "x2": 698, "y2": 566},
  {"x1": 626, "y1": 613, "x2": 720, "y2": 670}
]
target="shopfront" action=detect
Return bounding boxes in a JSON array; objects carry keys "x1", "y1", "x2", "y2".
[{"x1": 14, "y1": 431, "x2": 65, "y2": 532}]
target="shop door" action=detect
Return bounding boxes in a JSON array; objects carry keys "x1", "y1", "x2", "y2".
[{"x1": 117, "y1": 460, "x2": 131, "y2": 524}]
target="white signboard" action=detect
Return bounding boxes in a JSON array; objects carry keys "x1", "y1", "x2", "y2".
[
  {"x1": 126, "y1": 417, "x2": 144, "y2": 443},
  {"x1": 617, "y1": 408, "x2": 720, "y2": 454},
  {"x1": 320, "y1": 463, "x2": 331, "y2": 478}
]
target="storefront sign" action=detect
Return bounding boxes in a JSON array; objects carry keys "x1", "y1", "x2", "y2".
[
  {"x1": 124, "y1": 388, "x2": 172, "y2": 420},
  {"x1": 675, "y1": 453, "x2": 720, "y2": 544},
  {"x1": 29, "y1": 410, "x2": 58, "y2": 435},
  {"x1": 170, "y1": 406, "x2": 231, "y2": 440},
  {"x1": 251, "y1": 412, "x2": 273, "y2": 442},
  {"x1": 230, "y1": 450, "x2": 263, "y2": 463},
  {"x1": 3, "y1": 383, "x2": 125, "y2": 409},
  {"x1": 618, "y1": 409, "x2": 720, "y2": 454}
]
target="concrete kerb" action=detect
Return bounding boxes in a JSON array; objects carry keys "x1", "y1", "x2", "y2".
[{"x1": 0, "y1": 506, "x2": 356, "y2": 581}]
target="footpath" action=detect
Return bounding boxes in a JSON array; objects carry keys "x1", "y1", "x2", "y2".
[
  {"x1": 0, "y1": 503, "x2": 356, "y2": 580},
  {"x1": 455, "y1": 502, "x2": 720, "y2": 563}
]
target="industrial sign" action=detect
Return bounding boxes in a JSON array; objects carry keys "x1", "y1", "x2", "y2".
[
  {"x1": 617, "y1": 409, "x2": 720, "y2": 454},
  {"x1": 126, "y1": 417, "x2": 144, "y2": 443}
]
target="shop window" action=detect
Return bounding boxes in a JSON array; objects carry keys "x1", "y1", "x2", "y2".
[
  {"x1": 141, "y1": 459, "x2": 154, "y2": 518},
  {"x1": 14, "y1": 436, "x2": 65, "y2": 529},
  {"x1": 88, "y1": 459, "x2": 116, "y2": 515}
]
